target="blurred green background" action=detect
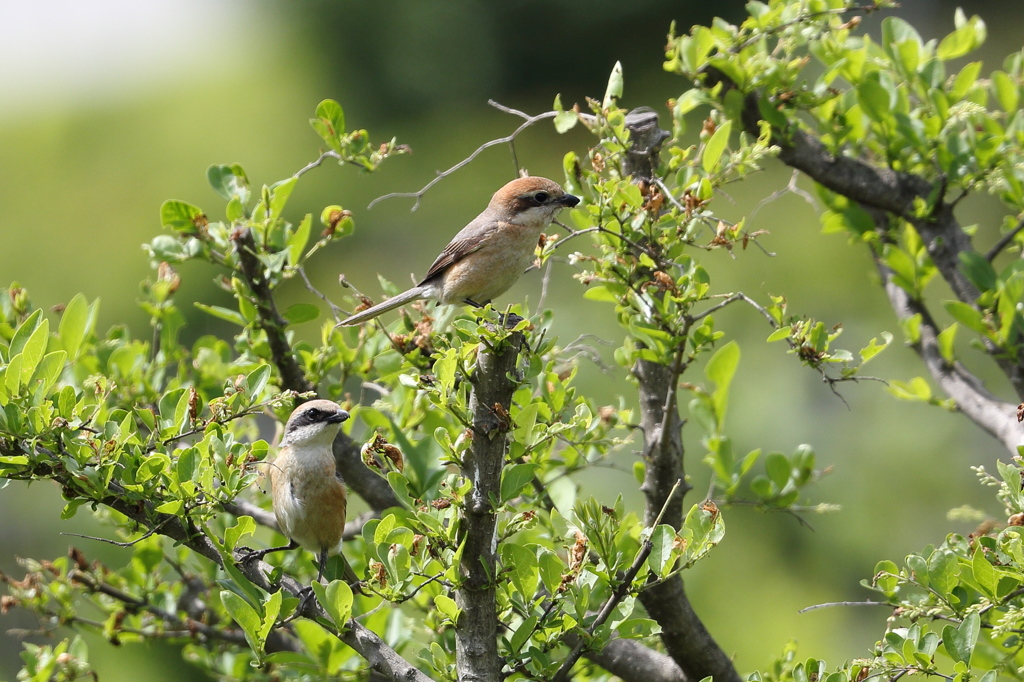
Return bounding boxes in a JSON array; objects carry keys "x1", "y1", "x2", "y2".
[{"x1": 1, "y1": 1, "x2": 1021, "y2": 679}]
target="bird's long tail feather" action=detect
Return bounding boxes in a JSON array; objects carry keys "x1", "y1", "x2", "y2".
[{"x1": 335, "y1": 286, "x2": 429, "y2": 326}]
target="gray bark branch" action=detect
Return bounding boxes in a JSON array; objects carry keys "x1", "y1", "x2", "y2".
[
  {"x1": 585, "y1": 638, "x2": 688, "y2": 682},
  {"x1": 455, "y1": 330, "x2": 524, "y2": 682},
  {"x1": 624, "y1": 108, "x2": 742, "y2": 682},
  {"x1": 703, "y1": 67, "x2": 1024, "y2": 435}
]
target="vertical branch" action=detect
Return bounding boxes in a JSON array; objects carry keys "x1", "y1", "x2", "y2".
[
  {"x1": 455, "y1": 330, "x2": 524, "y2": 682},
  {"x1": 232, "y1": 228, "x2": 315, "y2": 395},
  {"x1": 623, "y1": 109, "x2": 743, "y2": 682}
]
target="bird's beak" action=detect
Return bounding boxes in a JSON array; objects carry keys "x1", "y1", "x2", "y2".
[
  {"x1": 559, "y1": 194, "x2": 581, "y2": 208},
  {"x1": 328, "y1": 410, "x2": 350, "y2": 424}
]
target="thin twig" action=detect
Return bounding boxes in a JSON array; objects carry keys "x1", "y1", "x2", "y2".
[
  {"x1": 298, "y1": 266, "x2": 344, "y2": 321},
  {"x1": 295, "y1": 150, "x2": 343, "y2": 179},
  {"x1": 985, "y1": 214, "x2": 1024, "y2": 262},
  {"x1": 368, "y1": 105, "x2": 557, "y2": 210},
  {"x1": 61, "y1": 523, "x2": 164, "y2": 548}
]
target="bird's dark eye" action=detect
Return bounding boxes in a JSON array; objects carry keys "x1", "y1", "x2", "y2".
[
  {"x1": 306, "y1": 408, "x2": 322, "y2": 421},
  {"x1": 533, "y1": 191, "x2": 550, "y2": 204}
]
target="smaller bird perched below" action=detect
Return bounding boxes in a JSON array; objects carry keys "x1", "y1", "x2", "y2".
[
  {"x1": 268, "y1": 399, "x2": 360, "y2": 589},
  {"x1": 336, "y1": 176, "x2": 580, "y2": 326}
]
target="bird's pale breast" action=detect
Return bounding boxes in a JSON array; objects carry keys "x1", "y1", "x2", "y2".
[
  {"x1": 270, "y1": 454, "x2": 347, "y2": 554},
  {"x1": 439, "y1": 222, "x2": 541, "y2": 304}
]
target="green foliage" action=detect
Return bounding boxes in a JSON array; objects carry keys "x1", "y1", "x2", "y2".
[{"x1": 5, "y1": 2, "x2": 1024, "y2": 681}]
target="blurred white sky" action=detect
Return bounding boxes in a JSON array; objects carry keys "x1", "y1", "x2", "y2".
[{"x1": 0, "y1": 0, "x2": 251, "y2": 118}]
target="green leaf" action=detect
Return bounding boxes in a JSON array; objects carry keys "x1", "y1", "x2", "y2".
[
  {"x1": 959, "y1": 251, "x2": 997, "y2": 292},
  {"x1": 310, "y1": 580, "x2": 353, "y2": 629},
  {"x1": 937, "y1": 13, "x2": 985, "y2": 60},
  {"x1": 287, "y1": 214, "x2": 312, "y2": 265},
  {"x1": 220, "y1": 590, "x2": 262, "y2": 652},
  {"x1": 259, "y1": 591, "x2": 282, "y2": 645},
  {"x1": 971, "y1": 547, "x2": 997, "y2": 597},
  {"x1": 433, "y1": 349, "x2": 457, "y2": 398},
  {"x1": 927, "y1": 549, "x2": 958, "y2": 595},
  {"x1": 647, "y1": 524, "x2": 676, "y2": 575},
  {"x1": 313, "y1": 98, "x2": 346, "y2": 143},
  {"x1": 942, "y1": 611, "x2": 979, "y2": 664},
  {"x1": 508, "y1": 614, "x2": 538, "y2": 654},
  {"x1": 224, "y1": 516, "x2": 256, "y2": 551},
  {"x1": 18, "y1": 318, "x2": 49, "y2": 384},
  {"x1": 936, "y1": 323, "x2": 957, "y2": 363},
  {"x1": 602, "y1": 61, "x2": 624, "y2": 109},
  {"x1": 764, "y1": 452, "x2": 791, "y2": 489},
  {"x1": 59, "y1": 294, "x2": 89, "y2": 359},
  {"x1": 434, "y1": 594, "x2": 460, "y2": 623},
  {"x1": 269, "y1": 176, "x2": 298, "y2": 225},
  {"x1": 537, "y1": 547, "x2": 565, "y2": 596},
  {"x1": 702, "y1": 120, "x2": 732, "y2": 174},
  {"x1": 705, "y1": 340, "x2": 740, "y2": 389},
  {"x1": 194, "y1": 302, "x2": 247, "y2": 326},
  {"x1": 857, "y1": 72, "x2": 895, "y2": 123},
  {"x1": 283, "y1": 303, "x2": 321, "y2": 326},
  {"x1": 874, "y1": 559, "x2": 899, "y2": 596},
  {"x1": 500, "y1": 463, "x2": 538, "y2": 504},
  {"x1": 10, "y1": 309, "x2": 42, "y2": 357},
  {"x1": 500, "y1": 543, "x2": 539, "y2": 598},
  {"x1": 950, "y1": 61, "x2": 982, "y2": 101},
  {"x1": 943, "y1": 301, "x2": 988, "y2": 335},
  {"x1": 705, "y1": 340, "x2": 739, "y2": 422},
  {"x1": 512, "y1": 402, "x2": 540, "y2": 447},
  {"x1": 207, "y1": 164, "x2": 250, "y2": 203},
  {"x1": 176, "y1": 448, "x2": 197, "y2": 487},
  {"x1": 160, "y1": 200, "x2": 206, "y2": 233},
  {"x1": 993, "y1": 70, "x2": 1019, "y2": 112},
  {"x1": 244, "y1": 365, "x2": 272, "y2": 400},
  {"x1": 554, "y1": 110, "x2": 578, "y2": 134},
  {"x1": 58, "y1": 385, "x2": 77, "y2": 419}
]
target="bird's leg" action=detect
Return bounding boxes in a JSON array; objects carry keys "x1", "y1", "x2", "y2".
[
  {"x1": 236, "y1": 539, "x2": 298, "y2": 566},
  {"x1": 315, "y1": 547, "x2": 329, "y2": 584}
]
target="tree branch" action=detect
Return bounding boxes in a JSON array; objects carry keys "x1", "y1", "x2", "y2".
[
  {"x1": 232, "y1": 228, "x2": 315, "y2": 395},
  {"x1": 584, "y1": 638, "x2": 688, "y2": 682},
  {"x1": 869, "y1": 228, "x2": 1020, "y2": 454},
  {"x1": 456, "y1": 328, "x2": 524, "y2": 682},
  {"x1": 703, "y1": 66, "x2": 1024, "y2": 403},
  {"x1": 623, "y1": 108, "x2": 742, "y2": 682}
]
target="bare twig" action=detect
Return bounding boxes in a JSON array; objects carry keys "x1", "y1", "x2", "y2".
[
  {"x1": 368, "y1": 104, "x2": 557, "y2": 211},
  {"x1": 298, "y1": 266, "x2": 344, "y2": 322},
  {"x1": 294, "y1": 150, "x2": 343, "y2": 179},
  {"x1": 985, "y1": 214, "x2": 1024, "y2": 262}
]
